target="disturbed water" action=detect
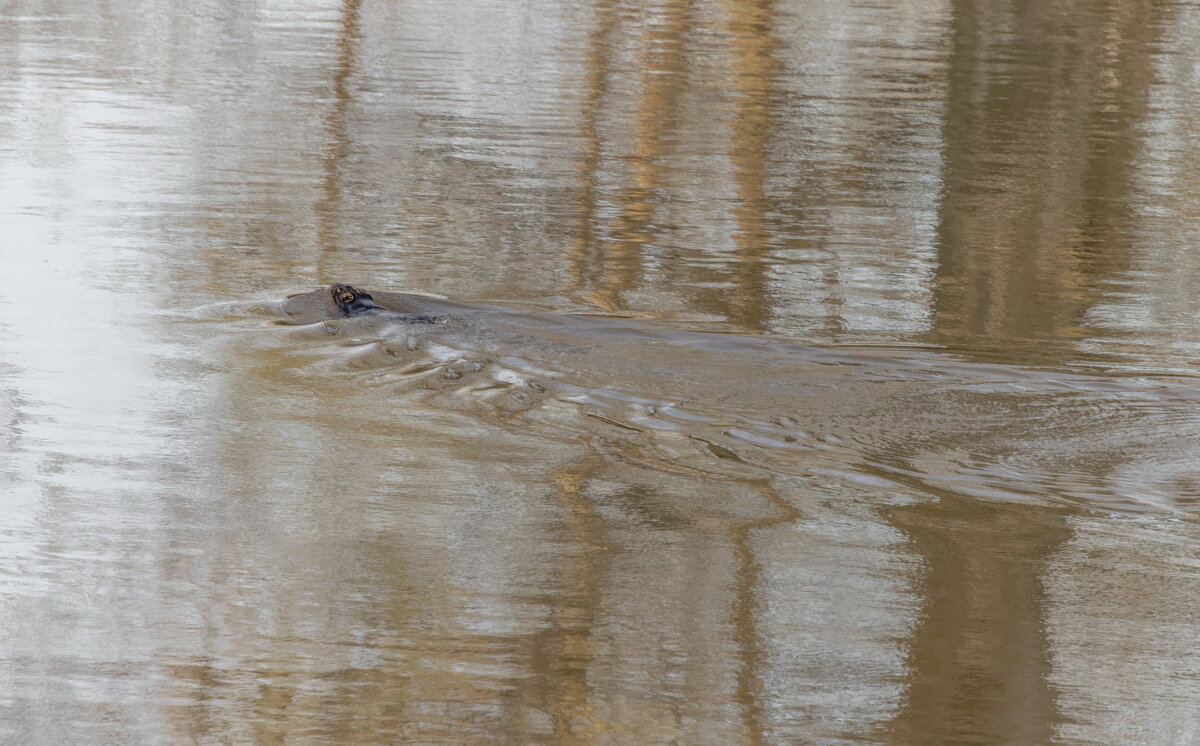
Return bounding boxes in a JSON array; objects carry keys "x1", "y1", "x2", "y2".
[
  {"x1": 4, "y1": 0, "x2": 1200, "y2": 743},
  {"x1": 274, "y1": 286, "x2": 1200, "y2": 514}
]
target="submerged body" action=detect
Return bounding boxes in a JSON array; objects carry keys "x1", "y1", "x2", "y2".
[{"x1": 268, "y1": 284, "x2": 1200, "y2": 515}]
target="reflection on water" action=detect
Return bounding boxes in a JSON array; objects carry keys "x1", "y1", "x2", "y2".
[
  {"x1": 888, "y1": 499, "x2": 1068, "y2": 745},
  {"x1": 3, "y1": 0, "x2": 1200, "y2": 743},
  {"x1": 933, "y1": 0, "x2": 1174, "y2": 362}
]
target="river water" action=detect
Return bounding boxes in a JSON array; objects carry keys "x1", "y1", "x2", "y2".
[{"x1": 3, "y1": 1, "x2": 1200, "y2": 743}]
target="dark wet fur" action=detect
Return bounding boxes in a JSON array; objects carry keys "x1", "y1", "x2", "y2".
[{"x1": 330, "y1": 284, "x2": 439, "y2": 323}]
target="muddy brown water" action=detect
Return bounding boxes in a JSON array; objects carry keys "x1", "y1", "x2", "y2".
[{"x1": 4, "y1": 1, "x2": 1200, "y2": 743}]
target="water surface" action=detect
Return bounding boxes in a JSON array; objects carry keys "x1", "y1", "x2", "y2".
[{"x1": 3, "y1": 0, "x2": 1200, "y2": 743}]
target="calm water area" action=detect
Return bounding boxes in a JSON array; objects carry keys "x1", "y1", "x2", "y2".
[{"x1": 4, "y1": 0, "x2": 1200, "y2": 743}]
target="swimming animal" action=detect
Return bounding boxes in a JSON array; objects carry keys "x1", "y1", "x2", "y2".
[{"x1": 330, "y1": 283, "x2": 439, "y2": 323}]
